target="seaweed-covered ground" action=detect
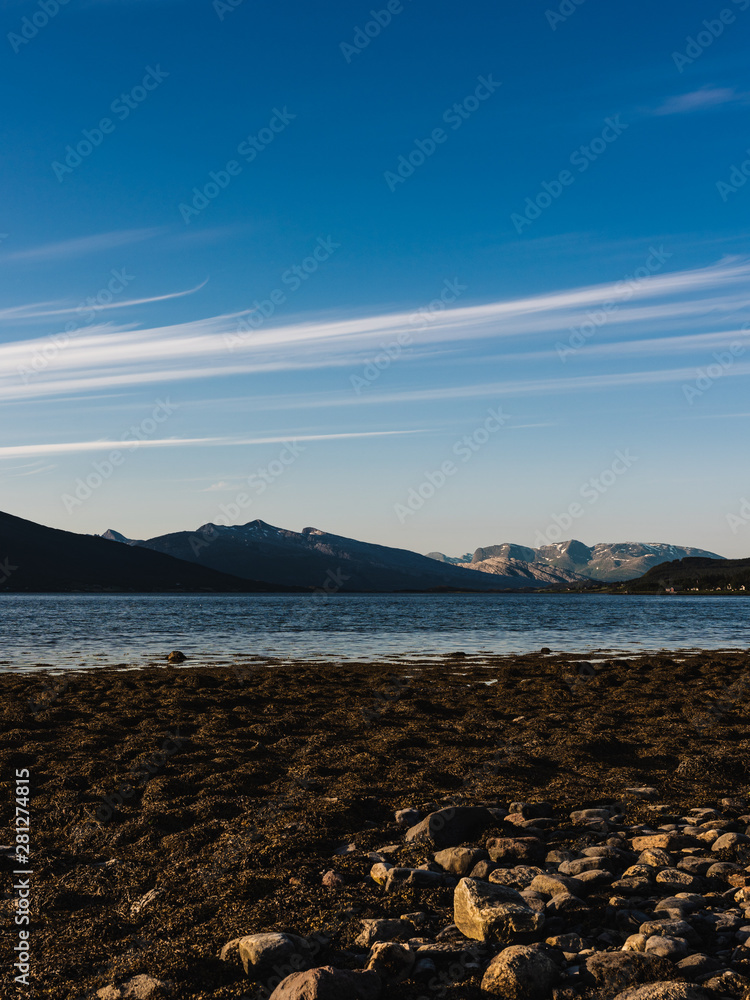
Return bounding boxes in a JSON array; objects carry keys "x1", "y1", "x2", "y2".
[{"x1": 0, "y1": 649, "x2": 749, "y2": 998}]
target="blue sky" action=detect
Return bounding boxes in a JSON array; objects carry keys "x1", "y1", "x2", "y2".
[{"x1": 1, "y1": 0, "x2": 750, "y2": 557}]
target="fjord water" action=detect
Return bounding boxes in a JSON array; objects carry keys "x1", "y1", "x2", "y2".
[{"x1": 0, "y1": 593, "x2": 747, "y2": 670}]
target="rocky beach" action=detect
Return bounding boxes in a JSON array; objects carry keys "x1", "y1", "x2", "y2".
[{"x1": 2, "y1": 649, "x2": 749, "y2": 999}]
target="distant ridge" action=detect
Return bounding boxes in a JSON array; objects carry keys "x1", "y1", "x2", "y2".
[
  {"x1": 0, "y1": 510, "x2": 294, "y2": 593},
  {"x1": 623, "y1": 555, "x2": 750, "y2": 593}
]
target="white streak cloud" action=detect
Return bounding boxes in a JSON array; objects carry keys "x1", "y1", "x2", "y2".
[{"x1": 1, "y1": 257, "x2": 749, "y2": 404}]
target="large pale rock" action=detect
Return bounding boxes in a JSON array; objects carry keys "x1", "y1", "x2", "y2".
[
  {"x1": 268, "y1": 966, "x2": 381, "y2": 999},
  {"x1": 236, "y1": 933, "x2": 312, "y2": 978},
  {"x1": 454, "y1": 877, "x2": 544, "y2": 943},
  {"x1": 481, "y1": 944, "x2": 559, "y2": 998},
  {"x1": 405, "y1": 806, "x2": 493, "y2": 848}
]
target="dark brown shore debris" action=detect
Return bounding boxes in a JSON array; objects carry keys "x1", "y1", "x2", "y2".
[{"x1": 0, "y1": 650, "x2": 749, "y2": 999}]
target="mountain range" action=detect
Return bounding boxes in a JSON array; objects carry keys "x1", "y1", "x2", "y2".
[
  {"x1": 102, "y1": 520, "x2": 547, "y2": 592},
  {"x1": 0, "y1": 508, "x2": 732, "y2": 593},
  {"x1": 427, "y1": 539, "x2": 724, "y2": 583}
]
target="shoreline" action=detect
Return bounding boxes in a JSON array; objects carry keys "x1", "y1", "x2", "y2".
[{"x1": 1, "y1": 650, "x2": 749, "y2": 997}]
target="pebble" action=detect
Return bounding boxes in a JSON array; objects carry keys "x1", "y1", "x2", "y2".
[{"x1": 321, "y1": 870, "x2": 344, "y2": 889}]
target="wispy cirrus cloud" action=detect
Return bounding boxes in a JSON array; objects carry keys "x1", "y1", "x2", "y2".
[
  {"x1": 0, "y1": 430, "x2": 423, "y2": 461},
  {"x1": 1, "y1": 257, "x2": 749, "y2": 404},
  {"x1": 0, "y1": 227, "x2": 166, "y2": 264},
  {"x1": 0, "y1": 280, "x2": 207, "y2": 324},
  {"x1": 653, "y1": 86, "x2": 750, "y2": 116}
]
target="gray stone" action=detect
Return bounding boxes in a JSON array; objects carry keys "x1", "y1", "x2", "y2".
[
  {"x1": 369, "y1": 863, "x2": 392, "y2": 886},
  {"x1": 481, "y1": 944, "x2": 559, "y2": 998},
  {"x1": 623, "y1": 934, "x2": 648, "y2": 952},
  {"x1": 488, "y1": 866, "x2": 543, "y2": 890},
  {"x1": 519, "y1": 890, "x2": 547, "y2": 914},
  {"x1": 584, "y1": 952, "x2": 679, "y2": 993},
  {"x1": 624, "y1": 865, "x2": 655, "y2": 878},
  {"x1": 574, "y1": 868, "x2": 616, "y2": 890},
  {"x1": 654, "y1": 895, "x2": 704, "y2": 914},
  {"x1": 96, "y1": 978, "x2": 171, "y2": 1000},
  {"x1": 655, "y1": 869, "x2": 700, "y2": 892},
  {"x1": 639, "y1": 920, "x2": 696, "y2": 943},
  {"x1": 395, "y1": 808, "x2": 421, "y2": 828},
  {"x1": 706, "y1": 861, "x2": 742, "y2": 878},
  {"x1": 545, "y1": 849, "x2": 575, "y2": 864},
  {"x1": 469, "y1": 859, "x2": 500, "y2": 880},
  {"x1": 625, "y1": 787, "x2": 660, "y2": 799},
  {"x1": 701, "y1": 971, "x2": 749, "y2": 996},
  {"x1": 355, "y1": 919, "x2": 412, "y2": 948},
  {"x1": 405, "y1": 806, "x2": 493, "y2": 849},
  {"x1": 612, "y1": 876, "x2": 653, "y2": 894},
  {"x1": 365, "y1": 942, "x2": 414, "y2": 984},
  {"x1": 570, "y1": 808, "x2": 610, "y2": 823},
  {"x1": 434, "y1": 846, "x2": 488, "y2": 876},
  {"x1": 558, "y1": 857, "x2": 609, "y2": 876},
  {"x1": 453, "y1": 877, "x2": 544, "y2": 943},
  {"x1": 528, "y1": 873, "x2": 579, "y2": 898},
  {"x1": 582, "y1": 845, "x2": 632, "y2": 860},
  {"x1": 639, "y1": 848, "x2": 673, "y2": 868},
  {"x1": 544, "y1": 893, "x2": 589, "y2": 917},
  {"x1": 644, "y1": 935, "x2": 689, "y2": 960},
  {"x1": 385, "y1": 867, "x2": 453, "y2": 891},
  {"x1": 236, "y1": 933, "x2": 312, "y2": 978},
  {"x1": 268, "y1": 967, "x2": 381, "y2": 1000},
  {"x1": 712, "y1": 832, "x2": 749, "y2": 851},
  {"x1": 545, "y1": 932, "x2": 585, "y2": 952},
  {"x1": 675, "y1": 953, "x2": 719, "y2": 978},
  {"x1": 676, "y1": 857, "x2": 713, "y2": 875},
  {"x1": 486, "y1": 837, "x2": 545, "y2": 865}
]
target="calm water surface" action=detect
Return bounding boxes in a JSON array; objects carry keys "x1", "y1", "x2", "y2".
[{"x1": 0, "y1": 593, "x2": 747, "y2": 671}]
